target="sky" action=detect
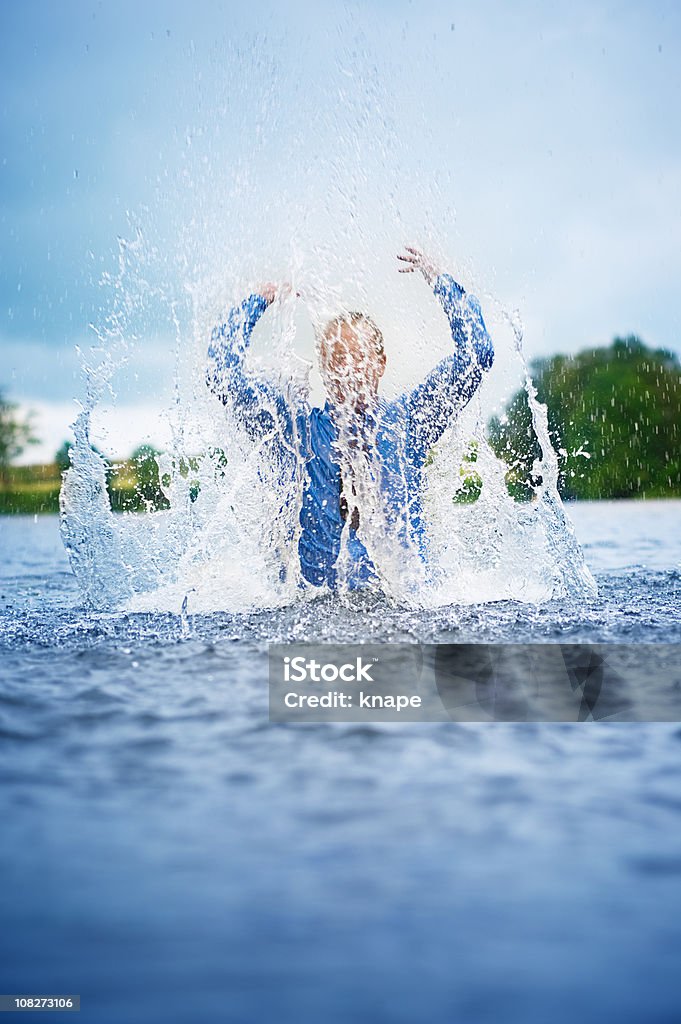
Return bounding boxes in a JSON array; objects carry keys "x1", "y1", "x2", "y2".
[{"x1": 1, "y1": 0, "x2": 680, "y2": 461}]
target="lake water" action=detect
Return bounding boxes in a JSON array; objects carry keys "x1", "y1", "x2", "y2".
[{"x1": 1, "y1": 502, "x2": 680, "y2": 1023}]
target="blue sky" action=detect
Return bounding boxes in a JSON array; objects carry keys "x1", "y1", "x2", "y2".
[{"x1": 1, "y1": 0, "x2": 680, "y2": 459}]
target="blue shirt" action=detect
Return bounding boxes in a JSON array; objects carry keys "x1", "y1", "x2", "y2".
[{"x1": 207, "y1": 274, "x2": 494, "y2": 590}]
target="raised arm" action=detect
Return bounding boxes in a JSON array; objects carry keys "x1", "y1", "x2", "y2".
[
  {"x1": 206, "y1": 286, "x2": 293, "y2": 442},
  {"x1": 397, "y1": 247, "x2": 494, "y2": 465}
]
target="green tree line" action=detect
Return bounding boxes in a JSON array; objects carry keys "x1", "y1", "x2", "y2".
[
  {"x1": 1, "y1": 334, "x2": 680, "y2": 512},
  {"x1": 488, "y1": 336, "x2": 681, "y2": 500},
  {"x1": 0, "y1": 424, "x2": 171, "y2": 515}
]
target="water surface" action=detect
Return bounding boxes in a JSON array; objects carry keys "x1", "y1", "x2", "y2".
[{"x1": 1, "y1": 503, "x2": 680, "y2": 1024}]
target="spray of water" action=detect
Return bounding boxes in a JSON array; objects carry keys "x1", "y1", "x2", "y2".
[{"x1": 59, "y1": 37, "x2": 597, "y2": 614}]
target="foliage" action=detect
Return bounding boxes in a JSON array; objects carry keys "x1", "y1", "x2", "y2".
[
  {"x1": 129, "y1": 444, "x2": 170, "y2": 510},
  {"x1": 0, "y1": 391, "x2": 37, "y2": 484},
  {"x1": 452, "y1": 439, "x2": 483, "y2": 504},
  {"x1": 488, "y1": 336, "x2": 681, "y2": 500},
  {"x1": 0, "y1": 460, "x2": 62, "y2": 513},
  {"x1": 3, "y1": 335, "x2": 680, "y2": 513},
  {"x1": 425, "y1": 438, "x2": 483, "y2": 504},
  {"x1": 55, "y1": 440, "x2": 73, "y2": 474},
  {"x1": 1, "y1": 448, "x2": 168, "y2": 514},
  {"x1": 162, "y1": 453, "x2": 202, "y2": 505},
  {"x1": 0, "y1": 443, "x2": 217, "y2": 514}
]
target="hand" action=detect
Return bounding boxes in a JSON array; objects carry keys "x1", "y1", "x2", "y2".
[
  {"x1": 396, "y1": 246, "x2": 440, "y2": 287},
  {"x1": 258, "y1": 282, "x2": 299, "y2": 305}
]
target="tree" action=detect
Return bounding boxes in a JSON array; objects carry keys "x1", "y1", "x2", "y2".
[
  {"x1": 55, "y1": 440, "x2": 73, "y2": 474},
  {"x1": 131, "y1": 444, "x2": 169, "y2": 509},
  {"x1": 488, "y1": 336, "x2": 681, "y2": 500},
  {"x1": 452, "y1": 439, "x2": 483, "y2": 504},
  {"x1": 0, "y1": 390, "x2": 37, "y2": 485}
]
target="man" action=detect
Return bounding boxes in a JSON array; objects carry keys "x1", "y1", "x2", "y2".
[{"x1": 207, "y1": 246, "x2": 494, "y2": 591}]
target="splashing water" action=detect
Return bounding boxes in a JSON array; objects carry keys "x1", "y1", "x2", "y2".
[{"x1": 58, "y1": 41, "x2": 596, "y2": 615}]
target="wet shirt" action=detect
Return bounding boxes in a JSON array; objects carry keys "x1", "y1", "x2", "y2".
[{"x1": 207, "y1": 274, "x2": 494, "y2": 589}]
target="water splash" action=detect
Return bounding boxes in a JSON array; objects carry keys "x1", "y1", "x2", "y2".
[
  {"x1": 59, "y1": 39, "x2": 596, "y2": 614},
  {"x1": 421, "y1": 309, "x2": 596, "y2": 606}
]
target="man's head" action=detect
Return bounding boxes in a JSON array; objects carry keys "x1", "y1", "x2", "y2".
[{"x1": 318, "y1": 311, "x2": 386, "y2": 407}]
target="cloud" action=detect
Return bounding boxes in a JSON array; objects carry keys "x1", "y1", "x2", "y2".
[
  {"x1": 1, "y1": 335, "x2": 176, "y2": 403},
  {"x1": 14, "y1": 397, "x2": 174, "y2": 465},
  {"x1": 1, "y1": 0, "x2": 680, "y2": 408}
]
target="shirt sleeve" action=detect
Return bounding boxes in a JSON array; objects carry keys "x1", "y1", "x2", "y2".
[
  {"x1": 405, "y1": 273, "x2": 494, "y2": 466},
  {"x1": 206, "y1": 293, "x2": 293, "y2": 443}
]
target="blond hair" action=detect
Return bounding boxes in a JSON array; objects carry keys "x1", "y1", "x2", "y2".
[{"x1": 321, "y1": 311, "x2": 384, "y2": 356}]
